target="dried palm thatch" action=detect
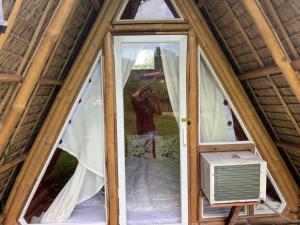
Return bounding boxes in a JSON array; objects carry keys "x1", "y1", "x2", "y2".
[
  {"x1": 200, "y1": 0, "x2": 300, "y2": 183},
  {"x1": 0, "y1": 0, "x2": 298, "y2": 224}
]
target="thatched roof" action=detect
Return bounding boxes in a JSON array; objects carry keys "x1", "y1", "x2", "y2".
[
  {"x1": 200, "y1": 0, "x2": 300, "y2": 184},
  {"x1": 0, "y1": 0, "x2": 299, "y2": 217}
]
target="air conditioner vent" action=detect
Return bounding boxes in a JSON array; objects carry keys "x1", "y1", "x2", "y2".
[
  {"x1": 214, "y1": 164, "x2": 260, "y2": 201},
  {"x1": 201, "y1": 151, "x2": 267, "y2": 204}
]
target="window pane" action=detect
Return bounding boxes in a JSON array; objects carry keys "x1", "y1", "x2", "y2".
[
  {"x1": 120, "y1": 0, "x2": 181, "y2": 20},
  {"x1": 199, "y1": 56, "x2": 248, "y2": 143}
]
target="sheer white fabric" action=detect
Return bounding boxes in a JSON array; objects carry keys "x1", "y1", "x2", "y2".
[
  {"x1": 40, "y1": 62, "x2": 105, "y2": 223},
  {"x1": 160, "y1": 45, "x2": 179, "y2": 124},
  {"x1": 122, "y1": 44, "x2": 150, "y2": 86},
  {"x1": 199, "y1": 57, "x2": 236, "y2": 142}
]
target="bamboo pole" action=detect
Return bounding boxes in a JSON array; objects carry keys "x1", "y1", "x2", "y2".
[
  {"x1": 104, "y1": 31, "x2": 119, "y2": 225},
  {"x1": 0, "y1": 0, "x2": 79, "y2": 158},
  {"x1": 188, "y1": 30, "x2": 198, "y2": 223},
  {"x1": 3, "y1": 1, "x2": 123, "y2": 224},
  {"x1": 242, "y1": 0, "x2": 300, "y2": 103},
  {"x1": 174, "y1": 0, "x2": 298, "y2": 215},
  {"x1": 0, "y1": 0, "x2": 23, "y2": 48}
]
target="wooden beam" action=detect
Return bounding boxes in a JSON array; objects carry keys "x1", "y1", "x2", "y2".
[
  {"x1": 199, "y1": 142, "x2": 254, "y2": 152},
  {"x1": 0, "y1": 0, "x2": 79, "y2": 158},
  {"x1": 174, "y1": 0, "x2": 298, "y2": 214},
  {"x1": 0, "y1": 74, "x2": 63, "y2": 86},
  {"x1": 188, "y1": 30, "x2": 198, "y2": 223},
  {"x1": 242, "y1": 0, "x2": 300, "y2": 102},
  {"x1": 110, "y1": 23, "x2": 191, "y2": 33},
  {"x1": 3, "y1": 1, "x2": 123, "y2": 224},
  {"x1": 226, "y1": 206, "x2": 242, "y2": 225},
  {"x1": 104, "y1": 31, "x2": 118, "y2": 225},
  {"x1": 275, "y1": 141, "x2": 300, "y2": 154},
  {"x1": 0, "y1": 0, "x2": 23, "y2": 48},
  {"x1": 263, "y1": 0, "x2": 299, "y2": 59},
  {"x1": 0, "y1": 154, "x2": 26, "y2": 174}
]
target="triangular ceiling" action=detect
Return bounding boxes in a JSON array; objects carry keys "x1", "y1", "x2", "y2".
[{"x1": 0, "y1": 0, "x2": 299, "y2": 224}]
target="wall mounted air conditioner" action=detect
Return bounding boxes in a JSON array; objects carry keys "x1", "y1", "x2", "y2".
[{"x1": 201, "y1": 151, "x2": 267, "y2": 205}]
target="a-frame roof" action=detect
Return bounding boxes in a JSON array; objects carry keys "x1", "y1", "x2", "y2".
[{"x1": 0, "y1": 0, "x2": 299, "y2": 224}]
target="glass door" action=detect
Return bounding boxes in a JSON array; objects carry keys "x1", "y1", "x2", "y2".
[{"x1": 114, "y1": 35, "x2": 188, "y2": 225}]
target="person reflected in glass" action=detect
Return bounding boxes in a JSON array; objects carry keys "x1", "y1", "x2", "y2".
[{"x1": 132, "y1": 85, "x2": 161, "y2": 159}]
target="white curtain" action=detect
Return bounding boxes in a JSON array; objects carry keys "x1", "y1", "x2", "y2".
[
  {"x1": 40, "y1": 62, "x2": 105, "y2": 223},
  {"x1": 160, "y1": 45, "x2": 180, "y2": 124},
  {"x1": 122, "y1": 44, "x2": 150, "y2": 86},
  {"x1": 199, "y1": 57, "x2": 236, "y2": 142}
]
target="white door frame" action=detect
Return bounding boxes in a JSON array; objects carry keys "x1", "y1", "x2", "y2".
[{"x1": 114, "y1": 35, "x2": 188, "y2": 225}]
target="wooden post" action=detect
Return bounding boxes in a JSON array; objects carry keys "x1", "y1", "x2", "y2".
[
  {"x1": 104, "y1": 31, "x2": 119, "y2": 225},
  {"x1": 226, "y1": 206, "x2": 242, "y2": 225},
  {"x1": 0, "y1": 0, "x2": 79, "y2": 158},
  {"x1": 188, "y1": 30, "x2": 198, "y2": 223},
  {"x1": 242, "y1": 0, "x2": 300, "y2": 103}
]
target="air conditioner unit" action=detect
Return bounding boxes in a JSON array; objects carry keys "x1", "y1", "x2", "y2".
[{"x1": 201, "y1": 151, "x2": 267, "y2": 205}]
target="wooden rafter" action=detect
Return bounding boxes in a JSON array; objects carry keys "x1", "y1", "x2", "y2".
[
  {"x1": 263, "y1": 0, "x2": 299, "y2": 59},
  {"x1": 246, "y1": 81, "x2": 280, "y2": 140},
  {"x1": 3, "y1": 1, "x2": 123, "y2": 224},
  {"x1": 224, "y1": 1, "x2": 264, "y2": 68},
  {"x1": 239, "y1": 58, "x2": 300, "y2": 80},
  {"x1": 275, "y1": 141, "x2": 300, "y2": 154},
  {"x1": 242, "y1": 0, "x2": 300, "y2": 103},
  {"x1": 0, "y1": 74, "x2": 63, "y2": 86},
  {"x1": 0, "y1": 154, "x2": 26, "y2": 174},
  {"x1": 266, "y1": 75, "x2": 300, "y2": 136},
  {"x1": 203, "y1": 6, "x2": 243, "y2": 73},
  {"x1": 0, "y1": 0, "x2": 54, "y2": 122},
  {"x1": 0, "y1": 0, "x2": 79, "y2": 158},
  {"x1": 0, "y1": 0, "x2": 23, "y2": 48},
  {"x1": 174, "y1": 0, "x2": 298, "y2": 216}
]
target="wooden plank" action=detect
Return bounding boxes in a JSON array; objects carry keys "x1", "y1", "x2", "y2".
[
  {"x1": 110, "y1": 23, "x2": 191, "y2": 33},
  {"x1": 226, "y1": 206, "x2": 242, "y2": 225},
  {"x1": 0, "y1": 0, "x2": 23, "y2": 48},
  {"x1": 104, "y1": 31, "x2": 118, "y2": 225},
  {"x1": 0, "y1": 0, "x2": 79, "y2": 157},
  {"x1": 198, "y1": 142, "x2": 254, "y2": 152},
  {"x1": 242, "y1": 0, "x2": 300, "y2": 102},
  {"x1": 188, "y1": 30, "x2": 198, "y2": 223},
  {"x1": 174, "y1": 0, "x2": 299, "y2": 215},
  {"x1": 3, "y1": 1, "x2": 123, "y2": 224},
  {"x1": 0, "y1": 154, "x2": 26, "y2": 174}
]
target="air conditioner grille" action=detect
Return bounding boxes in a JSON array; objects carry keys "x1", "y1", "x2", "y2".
[{"x1": 214, "y1": 164, "x2": 260, "y2": 201}]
